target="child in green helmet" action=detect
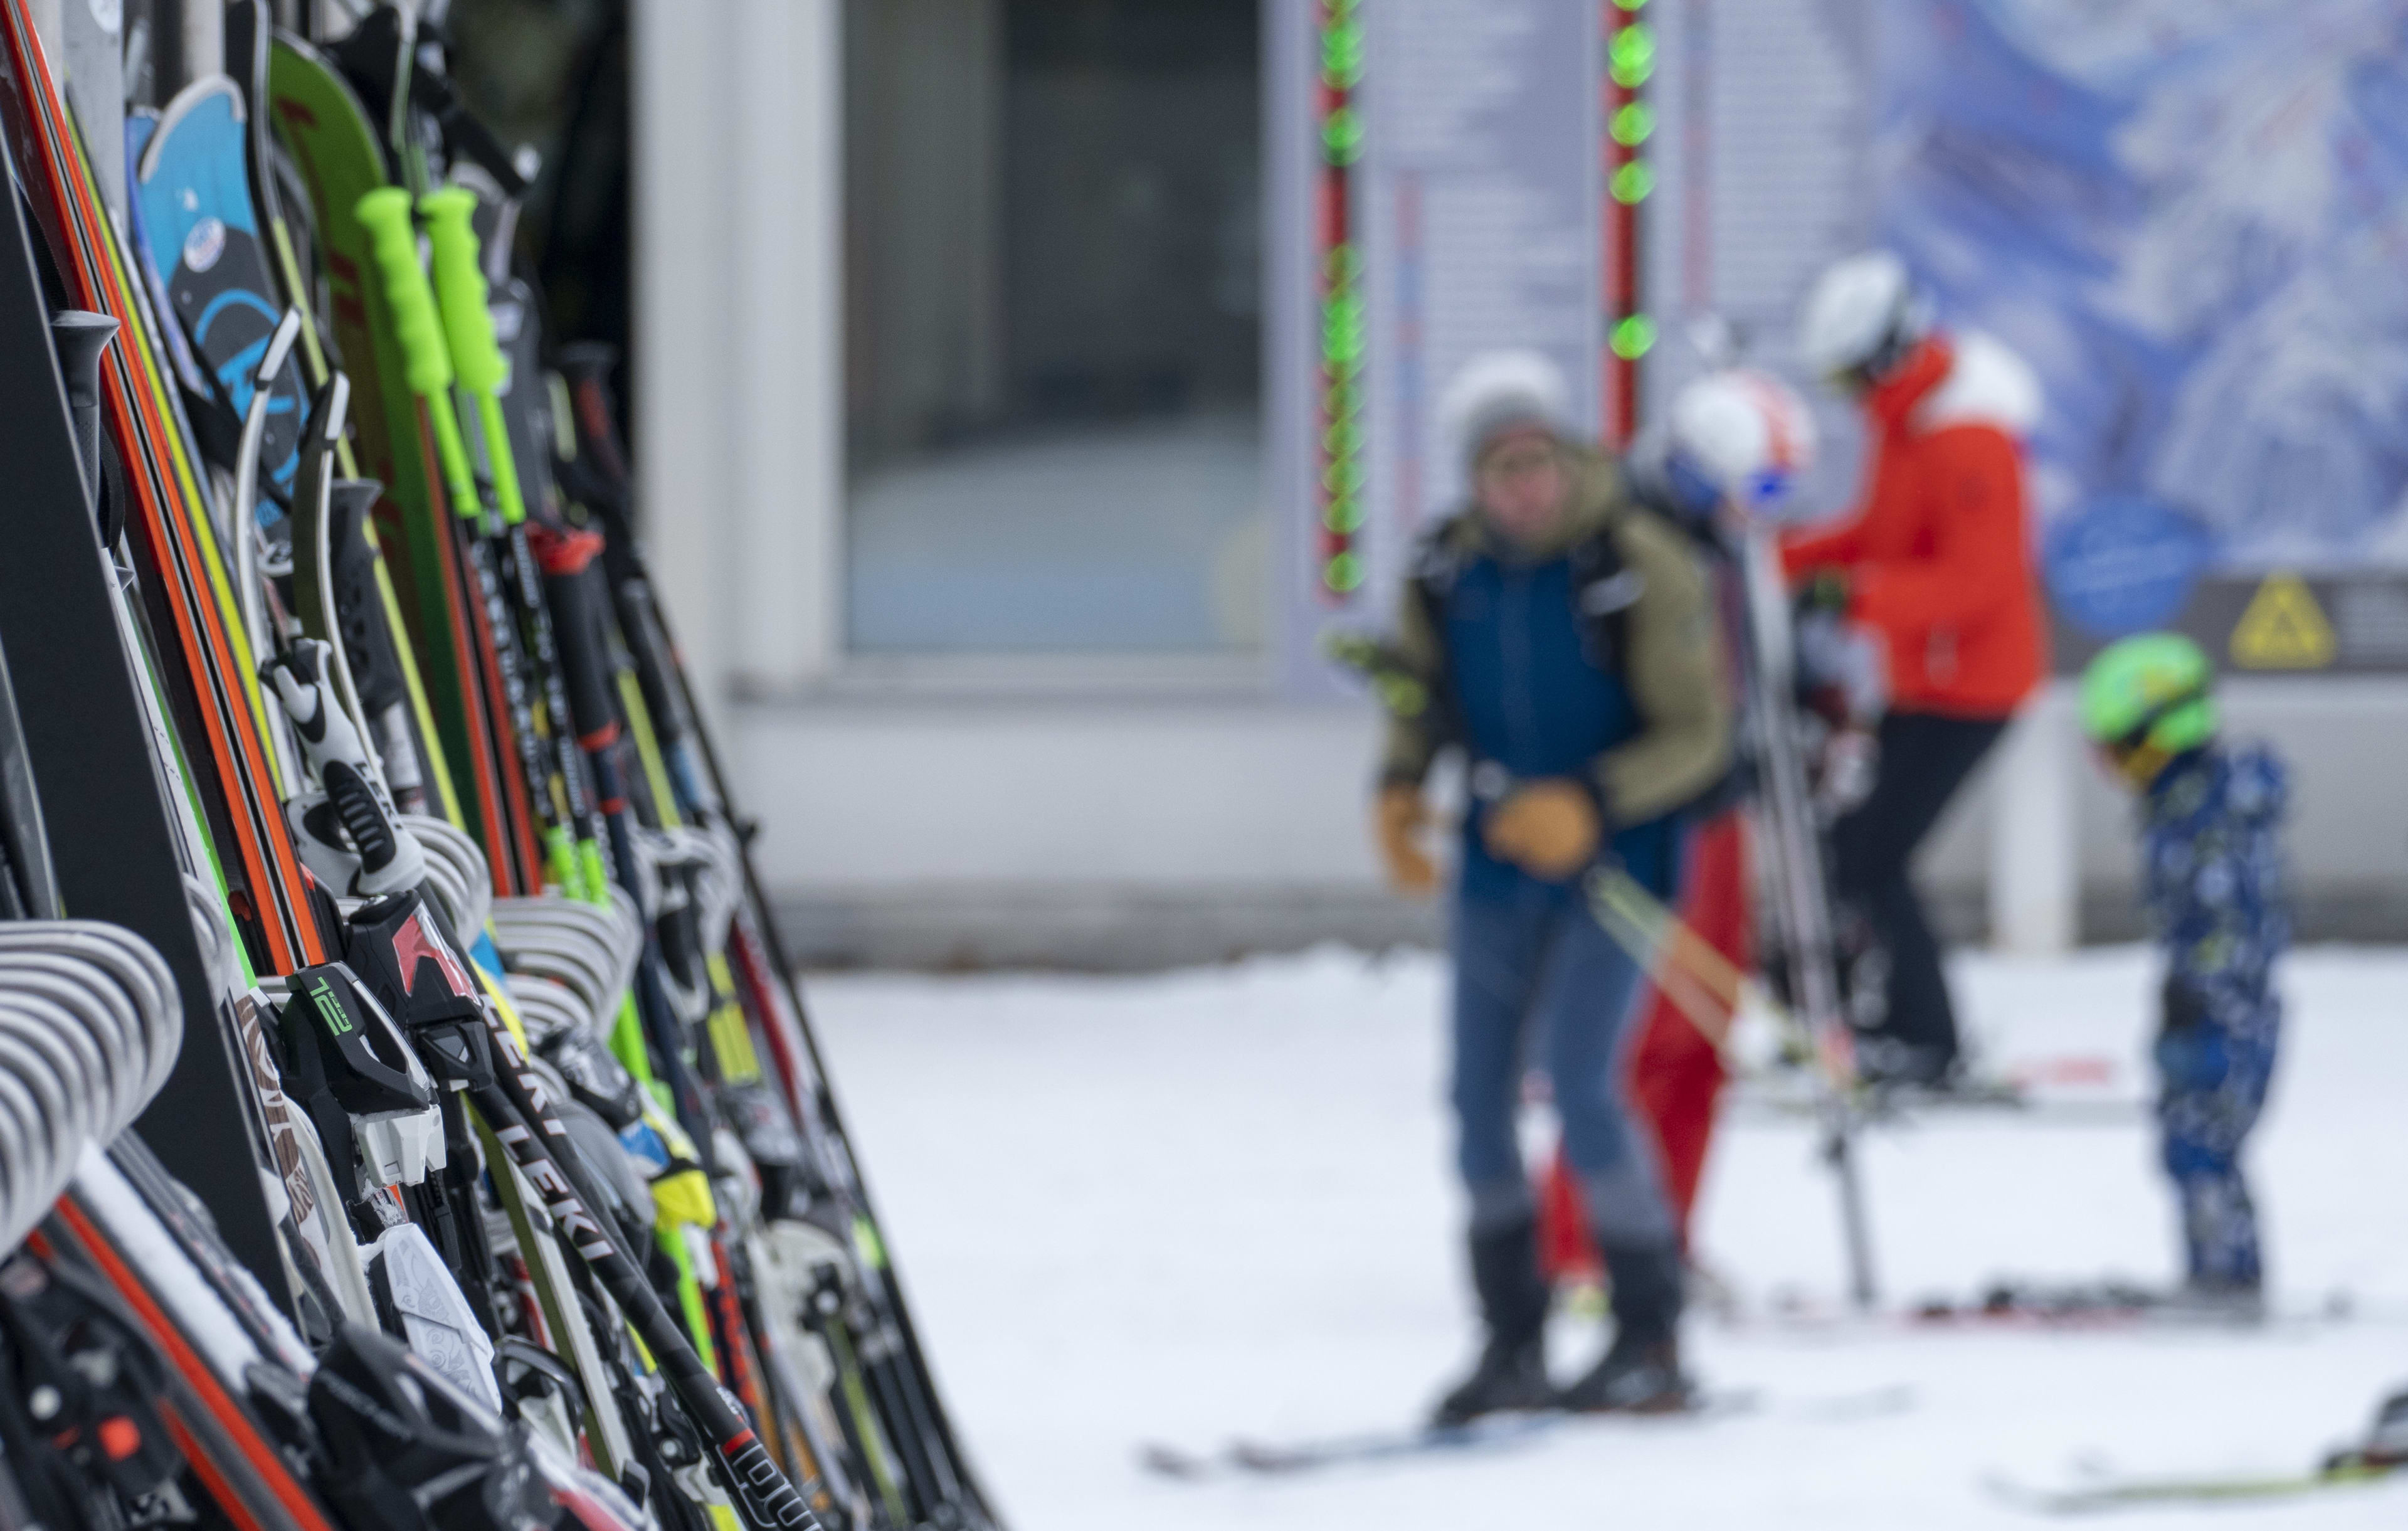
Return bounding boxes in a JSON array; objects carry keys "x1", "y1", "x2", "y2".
[{"x1": 2079, "y1": 633, "x2": 2289, "y2": 1318}]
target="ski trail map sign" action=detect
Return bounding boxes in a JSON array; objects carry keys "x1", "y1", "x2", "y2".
[{"x1": 1879, "y1": 0, "x2": 2408, "y2": 675}]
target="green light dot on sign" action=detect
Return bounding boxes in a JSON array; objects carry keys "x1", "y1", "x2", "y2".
[
  {"x1": 1610, "y1": 315, "x2": 1657, "y2": 361},
  {"x1": 1610, "y1": 102, "x2": 1654, "y2": 147},
  {"x1": 1325, "y1": 378, "x2": 1362, "y2": 419},
  {"x1": 1323, "y1": 496, "x2": 1365, "y2": 534},
  {"x1": 1611, "y1": 161, "x2": 1656, "y2": 204},
  {"x1": 1323, "y1": 298, "x2": 1365, "y2": 358},
  {"x1": 1324, "y1": 553, "x2": 1366, "y2": 593},
  {"x1": 1610, "y1": 24, "x2": 1655, "y2": 88},
  {"x1": 1615, "y1": 0, "x2": 1648, "y2": 10},
  {"x1": 1324, "y1": 245, "x2": 1361, "y2": 282},
  {"x1": 1323, "y1": 460, "x2": 1366, "y2": 497},
  {"x1": 1323, "y1": 106, "x2": 1365, "y2": 165},
  {"x1": 1324, "y1": 420, "x2": 1363, "y2": 456},
  {"x1": 1323, "y1": 23, "x2": 1364, "y2": 88}
]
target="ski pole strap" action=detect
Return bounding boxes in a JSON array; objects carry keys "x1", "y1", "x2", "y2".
[
  {"x1": 325, "y1": 480, "x2": 410, "y2": 713},
  {"x1": 420, "y1": 188, "x2": 531, "y2": 526},
  {"x1": 354, "y1": 188, "x2": 478, "y2": 512}
]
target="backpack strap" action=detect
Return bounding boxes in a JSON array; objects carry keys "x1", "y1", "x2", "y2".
[
  {"x1": 1404, "y1": 516, "x2": 1472, "y2": 750},
  {"x1": 1568, "y1": 528, "x2": 1642, "y2": 674}
]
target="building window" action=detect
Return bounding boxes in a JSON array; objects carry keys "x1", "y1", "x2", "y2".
[{"x1": 844, "y1": 0, "x2": 1265, "y2": 656}]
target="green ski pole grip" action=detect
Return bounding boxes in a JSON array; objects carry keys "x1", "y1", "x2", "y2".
[
  {"x1": 420, "y1": 188, "x2": 531, "y2": 524},
  {"x1": 357, "y1": 189, "x2": 477, "y2": 512},
  {"x1": 355, "y1": 189, "x2": 452, "y2": 398},
  {"x1": 418, "y1": 188, "x2": 505, "y2": 394}
]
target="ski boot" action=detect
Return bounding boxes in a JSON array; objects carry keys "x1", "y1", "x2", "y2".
[
  {"x1": 2317, "y1": 1387, "x2": 2408, "y2": 1478},
  {"x1": 1431, "y1": 1217, "x2": 1553, "y2": 1427},
  {"x1": 1560, "y1": 1241, "x2": 1691, "y2": 1414},
  {"x1": 2357, "y1": 1387, "x2": 2408, "y2": 1468}
]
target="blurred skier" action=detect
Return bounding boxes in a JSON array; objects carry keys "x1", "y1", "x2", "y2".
[
  {"x1": 1783, "y1": 252, "x2": 2046, "y2": 1087},
  {"x1": 1371, "y1": 351, "x2": 1732, "y2": 1420},
  {"x1": 2080, "y1": 634, "x2": 2288, "y2": 1318},
  {"x1": 1535, "y1": 369, "x2": 1819, "y2": 1281}
]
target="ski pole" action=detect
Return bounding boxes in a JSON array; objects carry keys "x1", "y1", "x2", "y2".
[
  {"x1": 348, "y1": 886, "x2": 818, "y2": 1531},
  {"x1": 1735, "y1": 529, "x2": 1878, "y2": 1310},
  {"x1": 1582, "y1": 863, "x2": 1849, "y2": 1074},
  {"x1": 416, "y1": 203, "x2": 770, "y2": 1428},
  {"x1": 1582, "y1": 872, "x2": 1749, "y2": 1060},
  {"x1": 418, "y1": 188, "x2": 614, "y2": 905},
  {"x1": 527, "y1": 400, "x2": 971, "y2": 1528},
  {"x1": 551, "y1": 349, "x2": 993, "y2": 1530},
  {"x1": 362, "y1": 190, "x2": 720, "y2": 1183},
  {"x1": 356, "y1": 188, "x2": 579, "y2": 898},
  {"x1": 459, "y1": 1000, "x2": 822, "y2": 1530},
  {"x1": 411, "y1": 195, "x2": 739, "y2": 1172}
]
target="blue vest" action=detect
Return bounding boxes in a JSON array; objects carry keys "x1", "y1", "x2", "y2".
[{"x1": 1438, "y1": 550, "x2": 1676, "y2": 899}]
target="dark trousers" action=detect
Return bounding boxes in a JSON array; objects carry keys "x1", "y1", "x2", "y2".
[
  {"x1": 2157, "y1": 1020, "x2": 2278, "y2": 1288},
  {"x1": 1828, "y1": 710, "x2": 2010, "y2": 1076},
  {"x1": 1449, "y1": 872, "x2": 1672, "y2": 1249}
]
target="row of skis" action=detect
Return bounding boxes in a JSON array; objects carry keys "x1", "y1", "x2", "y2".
[{"x1": 0, "y1": 4, "x2": 993, "y2": 1530}]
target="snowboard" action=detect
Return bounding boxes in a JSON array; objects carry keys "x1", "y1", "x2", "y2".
[{"x1": 135, "y1": 76, "x2": 310, "y2": 512}]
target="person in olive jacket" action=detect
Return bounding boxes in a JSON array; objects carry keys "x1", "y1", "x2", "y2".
[{"x1": 1375, "y1": 350, "x2": 1733, "y2": 1420}]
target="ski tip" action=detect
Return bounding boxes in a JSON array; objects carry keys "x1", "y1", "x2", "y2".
[{"x1": 1136, "y1": 1443, "x2": 1212, "y2": 1480}]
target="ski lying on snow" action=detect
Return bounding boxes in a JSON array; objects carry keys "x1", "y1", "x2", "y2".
[
  {"x1": 1743, "y1": 1283, "x2": 2356, "y2": 1334},
  {"x1": 1983, "y1": 1458, "x2": 2406, "y2": 1515},
  {"x1": 1140, "y1": 1385, "x2": 1915, "y2": 1480},
  {"x1": 1725, "y1": 1069, "x2": 2147, "y2": 1127}
]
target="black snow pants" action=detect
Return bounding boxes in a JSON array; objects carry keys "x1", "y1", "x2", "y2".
[{"x1": 1827, "y1": 710, "x2": 2010, "y2": 1083}]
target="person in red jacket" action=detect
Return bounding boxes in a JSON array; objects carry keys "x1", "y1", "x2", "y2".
[{"x1": 1783, "y1": 252, "x2": 2047, "y2": 1086}]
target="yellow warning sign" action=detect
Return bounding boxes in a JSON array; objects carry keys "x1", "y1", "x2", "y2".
[{"x1": 2229, "y1": 573, "x2": 2337, "y2": 670}]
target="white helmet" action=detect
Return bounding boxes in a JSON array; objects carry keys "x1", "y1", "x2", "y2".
[
  {"x1": 1439, "y1": 349, "x2": 1574, "y2": 468},
  {"x1": 1668, "y1": 369, "x2": 1817, "y2": 507},
  {"x1": 1798, "y1": 252, "x2": 1925, "y2": 382}
]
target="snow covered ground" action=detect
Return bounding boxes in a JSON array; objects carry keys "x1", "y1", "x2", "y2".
[{"x1": 810, "y1": 945, "x2": 2408, "y2": 1528}]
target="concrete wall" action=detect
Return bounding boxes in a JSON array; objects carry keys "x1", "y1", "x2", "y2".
[{"x1": 724, "y1": 679, "x2": 2408, "y2": 968}]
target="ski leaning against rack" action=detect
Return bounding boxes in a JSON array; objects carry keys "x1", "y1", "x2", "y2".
[
  {"x1": 550, "y1": 344, "x2": 1003, "y2": 1531},
  {"x1": 9, "y1": 15, "x2": 773, "y2": 1528},
  {"x1": 0, "y1": 7, "x2": 996, "y2": 1531},
  {"x1": 332, "y1": 883, "x2": 825, "y2": 1531}
]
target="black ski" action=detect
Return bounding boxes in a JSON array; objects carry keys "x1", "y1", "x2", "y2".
[{"x1": 0, "y1": 117, "x2": 287, "y2": 1295}]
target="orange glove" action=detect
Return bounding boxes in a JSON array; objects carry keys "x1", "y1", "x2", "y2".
[
  {"x1": 1482, "y1": 778, "x2": 1602, "y2": 881},
  {"x1": 1373, "y1": 784, "x2": 1439, "y2": 896}
]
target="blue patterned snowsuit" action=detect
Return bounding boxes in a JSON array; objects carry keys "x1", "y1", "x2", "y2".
[{"x1": 2140, "y1": 744, "x2": 2288, "y2": 1289}]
